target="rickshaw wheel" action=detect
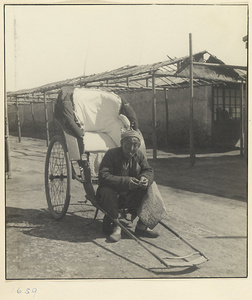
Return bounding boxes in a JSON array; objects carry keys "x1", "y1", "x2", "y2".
[{"x1": 45, "y1": 135, "x2": 71, "y2": 219}]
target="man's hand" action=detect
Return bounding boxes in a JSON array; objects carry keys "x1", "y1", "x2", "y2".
[
  {"x1": 129, "y1": 178, "x2": 140, "y2": 190},
  {"x1": 139, "y1": 176, "x2": 148, "y2": 189}
]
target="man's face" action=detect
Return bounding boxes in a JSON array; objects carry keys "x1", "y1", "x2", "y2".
[{"x1": 121, "y1": 137, "x2": 140, "y2": 160}]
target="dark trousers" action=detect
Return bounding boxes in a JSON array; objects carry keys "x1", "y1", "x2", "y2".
[{"x1": 96, "y1": 186, "x2": 147, "y2": 219}]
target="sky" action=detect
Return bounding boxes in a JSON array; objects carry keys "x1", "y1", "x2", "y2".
[{"x1": 5, "y1": 4, "x2": 248, "y2": 92}]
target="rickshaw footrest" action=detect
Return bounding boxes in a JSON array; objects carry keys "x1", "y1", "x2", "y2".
[{"x1": 162, "y1": 255, "x2": 208, "y2": 267}]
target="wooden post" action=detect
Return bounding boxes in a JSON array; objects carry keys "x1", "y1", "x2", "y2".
[
  {"x1": 126, "y1": 77, "x2": 129, "y2": 86},
  {"x1": 5, "y1": 96, "x2": 11, "y2": 178},
  {"x1": 52, "y1": 99, "x2": 56, "y2": 136},
  {"x1": 31, "y1": 100, "x2": 35, "y2": 124},
  {"x1": 52, "y1": 100, "x2": 55, "y2": 122},
  {"x1": 244, "y1": 80, "x2": 248, "y2": 162},
  {"x1": 44, "y1": 93, "x2": 49, "y2": 146},
  {"x1": 152, "y1": 72, "x2": 157, "y2": 162},
  {"x1": 189, "y1": 33, "x2": 195, "y2": 166},
  {"x1": 240, "y1": 82, "x2": 244, "y2": 156},
  {"x1": 164, "y1": 88, "x2": 169, "y2": 148},
  {"x1": 15, "y1": 96, "x2": 21, "y2": 142},
  {"x1": 146, "y1": 78, "x2": 149, "y2": 87}
]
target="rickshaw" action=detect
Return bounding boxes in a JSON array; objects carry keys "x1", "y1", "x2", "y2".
[{"x1": 44, "y1": 88, "x2": 208, "y2": 270}]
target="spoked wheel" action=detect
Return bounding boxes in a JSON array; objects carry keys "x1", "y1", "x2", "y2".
[{"x1": 45, "y1": 135, "x2": 71, "y2": 219}]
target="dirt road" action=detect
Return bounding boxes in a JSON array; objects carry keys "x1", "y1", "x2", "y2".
[{"x1": 5, "y1": 136, "x2": 247, "y2": 279}]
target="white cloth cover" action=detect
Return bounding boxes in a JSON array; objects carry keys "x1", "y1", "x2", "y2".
[
  {"x1": 73, "y1": 88, "x2": 127, "y2": 147},
  {"x1": 72, "y1": 88, "x2": 146, "y2": 173},
  {"x1": 118, "y1": 114, "x2": 131, "y2": 129},
  {"x1": 83, "y1": 132, "x2": 117, "y2": 152}
]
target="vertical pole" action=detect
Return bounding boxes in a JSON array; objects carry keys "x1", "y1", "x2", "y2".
[
  {"x1": 164, "y1": 88, "x2": 169, "y2": 148},
  {"x1": 146, "y1": 78, "x2": 148, "y2": 87},
  {"x1": 240, "y1": 82, "x2": 244, "y2": 156},
  {"x1": 16, "y1": 96, "x2": 21, "y2": 142},
  {"x1": 52, "y1": 99, "x2": 55, "y2": 122},
  {"x1": 31, "y1": 100, "x2": 35, "y2": 124},
  {"x1": 152, "y1": 72, "x2": 157, "y2": 162},
  {"x1": 244, "y1": 80, "x2": 247, "y2": 162},
  {"x1": 44, "y1": 92, "x2": 49, "y2": 146},
  {"x1": 5, "y1": 96, "x2": 11, "y2": 178},
  {"x1": 189, "y1": 33, "x2": 195, "y2": 166},
  {"x1": 52, "y1": 99, "x2": 56, "y2": 135}
]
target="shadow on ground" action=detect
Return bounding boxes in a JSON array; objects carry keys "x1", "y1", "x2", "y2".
[
  {"x1": 6, "y1": 206, "x2": 201, "y2": 276},
  {"x1": 6, "y1": 206, "x2": 105, "y2": 243},
  {"x1": 149, "y1": 155, "x2": 247, "y2": 201}
]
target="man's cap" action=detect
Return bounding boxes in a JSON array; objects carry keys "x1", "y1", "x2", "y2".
[{"x1": 121, "y1": 129, "x2": 141, "y2": 144}]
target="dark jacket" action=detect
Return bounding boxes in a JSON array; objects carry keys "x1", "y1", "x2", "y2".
[
  {"x1": 120, "y1": 98, "x2": 139, "y2": 130},
  {"x1": 98, "y1": 147, "x2": 154, "y2": 192},
  {"x1": 55, "y1": 86, "x2": 84, "y2": 138}
]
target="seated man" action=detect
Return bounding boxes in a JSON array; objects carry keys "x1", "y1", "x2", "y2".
[{"x1": 96, "y1": 129, "x2": 159, "y2": 242}]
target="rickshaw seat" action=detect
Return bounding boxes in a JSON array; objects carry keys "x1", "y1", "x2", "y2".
[{"x1": 54, "y1": 118, "x2": 116, "y2": 166}]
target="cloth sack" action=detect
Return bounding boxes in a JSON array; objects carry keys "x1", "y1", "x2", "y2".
[{"x1": 137, "y1": 181, "x2": 167, "y2": 229}]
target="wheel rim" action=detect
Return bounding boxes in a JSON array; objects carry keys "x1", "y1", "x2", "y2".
[{"x1": 47, "y1": 140, "x2": 70, "y2": 217}]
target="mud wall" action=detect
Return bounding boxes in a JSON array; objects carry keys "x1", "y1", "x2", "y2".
[
  {"x1": 7, "y1": 85, "x2": 212, "y2": 147},
  {"x1": 118, "y1": 85, "x2": 212, "y2": 148},
  {"x1": 8, "y1": 102, "x2": 54, "y2": 139}
]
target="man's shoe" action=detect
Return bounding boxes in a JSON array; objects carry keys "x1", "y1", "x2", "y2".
[
  {"x1": 102, "y1": 215, "x2": 113, "y2": 235},
  {"x1": 135, "y1": 227, "x2": 159, "y2": 238},
  {"x1": 109, "y1": 225, "x2": 122, "y2": 242}
]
